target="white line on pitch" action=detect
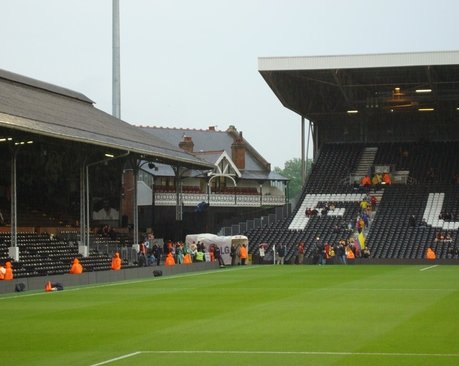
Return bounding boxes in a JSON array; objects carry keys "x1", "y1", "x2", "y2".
[
  {"x1": 88, "y1": 351, "x2": 141, "y2": 366},
  {"x1": 88, "y1": 349, "x2": 459, "y2": 365},
  {"x1": 420, "y1": 265, "x2": 439, "y2": 271},
  {"x1": 139, "y1": 349, "x2": 459, "y2": 357},
  {"x1": 0, "y1": 266, "x2": 245, "y2": 300}
]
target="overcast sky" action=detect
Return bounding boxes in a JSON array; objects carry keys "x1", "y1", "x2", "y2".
[{"x1": 2, "y1": 0, "x2": 459, "y2": 168}]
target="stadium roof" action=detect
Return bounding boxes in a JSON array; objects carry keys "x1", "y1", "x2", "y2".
[
  {"x1": 259, "y1": 50, "x2": 459, "y2": 124},
  {"x1": 0, "y1": 69, "x2": 214, "y2": 169}
]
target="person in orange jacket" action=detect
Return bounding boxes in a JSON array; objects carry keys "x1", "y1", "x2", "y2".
[
  {"x1": 360, "y1": 175, "x2": 371, "y2": 187},
  {"x1": 111, "y1": 252, "x2": 122, "y2": 270},
  {"x1": 239, "y1": 243, "x2": 248, "y2": 265},
  {"x1": 69, "y1": 258, "x2": 83, "y2": 274},
  {"x1": 346, "y1": 246, "x2": 355, "y2": 260},
  {"x1": 183, "y1": 252, "x2": 192, "y2": 264},
  {"x1": 0, "y1": 263, "x2": 5, "y2": 280},
  {"x1": 382, "y1": 172, "x2": 392, "y2": 185},
  {"x1": 426, "y1": 247, "x2": 436, "y2": 260},
  {"x1": 4, "y1": 261, "x2": 13, "y2": 280},
  {"x1": 165, "y1": 252, "x2": 175, "y2": 266}
]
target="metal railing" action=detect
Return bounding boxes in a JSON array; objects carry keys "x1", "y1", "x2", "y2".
[{"x1": 154, "y1": 192, "x2": 286, "y2": 207}]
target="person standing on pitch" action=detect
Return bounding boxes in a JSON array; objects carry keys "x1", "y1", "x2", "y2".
[
  {"x1": 276, "y1": 243, "x2": 286, "y2": 265},
  {"x1": 239, "y1": 243, "x2": 248, "y2": 265}
]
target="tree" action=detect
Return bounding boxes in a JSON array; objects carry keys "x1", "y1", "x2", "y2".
[{"x1": 274, "y1": 158, "x2": 312, "y2": 201}]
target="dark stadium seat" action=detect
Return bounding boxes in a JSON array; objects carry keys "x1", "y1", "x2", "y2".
[{"x1": 245, "y1": 141, "x2": 459, "y2": 262}]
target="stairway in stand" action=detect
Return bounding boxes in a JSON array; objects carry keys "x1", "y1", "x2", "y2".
[{"x1": 353, "y1": 146, "x2": 378, "y2": 177}]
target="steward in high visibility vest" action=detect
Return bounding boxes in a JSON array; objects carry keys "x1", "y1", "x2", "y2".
[
  {"x1": 195, "y1": 251, "x2": 205, "y2": 262},
  {"x1": 165, "y1": 252, "x2": 176, "y2": 266},
  {"x1": 239, "y1": 244, "x2": 248, "y2": 265},
  {"x1": 360, "y1": 175, "x2": 371, "y2": 187},
  {"x1": 69, "y1": 258, "x2": 83, "y2": 274},
  {"x1": 183, "y1": 253, "x2": 192, "y2": 264},
  {"x1": 111, "y1": 252, "x2": 122, "y2": 270},
  {"x1": 4, "y1": 261, "x2": 13, "y2": 280},
  {"x1": 426, "y1": 247, "x2": 436, "y2": 260},
  {"x1": 382, "y1": 172, "x2": 392, "y2": 185},
  {"x1": 346, "y1": 247, "x2": 355, "y2": 259}
]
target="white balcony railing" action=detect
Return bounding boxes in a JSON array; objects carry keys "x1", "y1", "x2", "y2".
[{"x1": 154, "y1": 192, "x2": 285, "y2": 207}]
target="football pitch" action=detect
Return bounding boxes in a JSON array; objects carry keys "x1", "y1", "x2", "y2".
[{"x1": 1, "y1": 264, "x2": 458, "y2": 366}]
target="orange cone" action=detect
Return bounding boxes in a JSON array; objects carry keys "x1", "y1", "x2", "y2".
[{"x1": 45, "y1": 281, "x2": 52, "y2": 292}]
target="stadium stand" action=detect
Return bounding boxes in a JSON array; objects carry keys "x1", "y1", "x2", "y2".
[
  {"x1": 0, "y1": 231, "x2": 134, "y2": 278},
  {"x1": 2, "y1": 51, "x2": 459, "y2": 279},
  {"x1": 244, "y1": 141, "x2": 459, "y2": 263},
  {"x1": 1, "y1": 141, "x2": 458, "y2": 276}
]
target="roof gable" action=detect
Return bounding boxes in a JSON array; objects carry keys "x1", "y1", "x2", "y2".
[
  {"x1": 140, "y1": 125, "x2": 271, "y2": 172},
  {"x1": 213, "y1": 150, "x2": 241, "y2": 178}
]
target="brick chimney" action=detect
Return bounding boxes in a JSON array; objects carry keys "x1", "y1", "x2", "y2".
[
  {"x1": 231, "y1": 131, "x2": 245, "y2": 170},
  {"x1": 179, "y1": 135, "x2": 194, "y2": 153}
]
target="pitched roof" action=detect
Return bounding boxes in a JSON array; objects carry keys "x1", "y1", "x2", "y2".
[
  {"x1": 139, "y1": 125, "x2": 271, "y2": 171},
  {"x1": 0, "y1": 69, "x2": 213, "y2": 169},
  {"x1": 242, "y1": 170, "x2": 288, "y2": 181}
]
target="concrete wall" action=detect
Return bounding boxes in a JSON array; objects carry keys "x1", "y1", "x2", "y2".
[{"x1": 0, "y1": 262, "x2": 219, "y2": 295}]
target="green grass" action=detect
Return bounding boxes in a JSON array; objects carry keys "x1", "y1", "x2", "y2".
[{"x1": 1, "y1": 264, "x2": 459, "y2": 366}]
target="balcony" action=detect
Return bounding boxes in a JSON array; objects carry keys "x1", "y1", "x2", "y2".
[
  {"x1": 154, "y1": 192, "x2": 285, "y2": 207},
  {"x1": 138, "y1": 181, "x2": 286, "y2": 208}
]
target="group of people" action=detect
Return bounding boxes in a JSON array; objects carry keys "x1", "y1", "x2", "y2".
[
  {"x1": 256, "y1": 242, "x2": 300, "y2": 265},
  {"x1": 277, "y1": 241, "x2": 306, "y2": 265},
  {"x1": 313, "y1": 237, "x2": 370, "y2": 265},
  {"x1": 137, "y1": 234, "x2": 163, "y2": 267},
  {"x1": 268, "y1": 192, "x2": 376, "y2": 265},
  {"x1": 434, "y1": 231, "x2": 453, "y2": 243},
  {"x1": 136, "y1": 236, "x2": 226, "y2": 268},
  {"x1": 230, "y1": 243, "x2": 248, "y2": 265},
  {"x1": 439, "y1": 211, "x2": 456, "y2": 221},
  {"x1": 305, "y1": 202, "x2": 337, "y2": 218},
  {"x1": 66, "y1": 232, "x2": 229, "y2": 274},
  {"x1": 97, "y1": 224, "x2": 118, "y2": 240},
  {"x1": 184, "y1": 241, "x2": 225, "y2": 267},
  {"x1": 354, "y1": 172, "x2": 391, "y2": 193}
]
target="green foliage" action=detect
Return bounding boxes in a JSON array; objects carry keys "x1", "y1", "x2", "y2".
[{"x1": 274, "y1": 158, "x2": 312, "y2": 200}]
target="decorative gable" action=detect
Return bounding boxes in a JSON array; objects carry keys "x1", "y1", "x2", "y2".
[{"x1": 208, "y1": 150, "x2": 241, "y2": 186}]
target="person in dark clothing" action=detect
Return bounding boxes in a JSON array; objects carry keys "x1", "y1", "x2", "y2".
[
  {"x1": 337, "y1": 240, "x2": 347, "y2": 264},
  {"x1": 45, "y1": 281, "x2": 64, "y2": 291},
  {"x1": 214, "y1": 245, "x2": 225, "y2": 267},
  {"x1": 138, "y1": 252, "x2": 147, "y2": 267},
  {"x1": 51, "y1": 282, "x2": 64, "y2": 291},
  {"x1": 276, "y1": 243, "x2": 286, "y2": 265},
  {"x1": 153, "y1": 244, "x2": 162, "y2": 266},
  {"x1": 230, "y1": 244, "x2": 237, "y2": 266}
]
